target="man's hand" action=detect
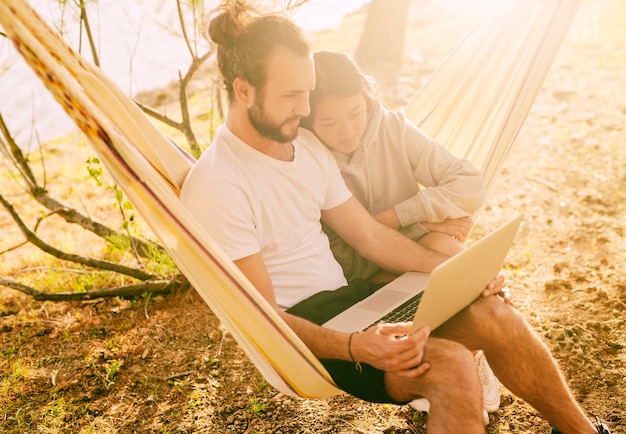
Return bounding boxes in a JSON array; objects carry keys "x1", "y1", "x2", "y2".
[
  {"x1": 421, "y1": 217, "x2": 473, "y2": 242},
  {"x1": 481, "y1": 272, "x2": 514, "y2": 307},
  {"x1": 351, "y1": 323, "x2": 430, "y2": 377}
]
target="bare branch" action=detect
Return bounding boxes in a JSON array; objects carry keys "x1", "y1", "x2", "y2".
[
  {"x1": 1, "y1": 114, "x2": 164, "y2": 258},
  {"x1": 177, "y1": 0, "x2": 195, "y2": 60},
  {"x1": 0, "y1": 276, "x2": 186, "y2": 301},
  {"x1": 0, "y1": 193, "x2": 155, "y2": 281},
  {"x1": 284, "y1": 0, "x2": 310, "y2": 12},
  {"x1": 135, "y1": 101, "x2": 185, "y2": 131},
  {"x1": 0, "y1": 276, "x2": 39, "y2": 298},
  {"x1": 0, "y1": 114, "x2": 38, "y2": 190},
  {"x1": 178, "y1": 51, "x2": 213, "y2": 156},
  {"x1": 136, "y1": 51, "x2": 212, "y2": 156},
  {"x1": 76, "y1": 0, "x2": 100, "y2": 65},
  {"x1": 0, "y1": 241, "x2": 29, "y2": 256}
]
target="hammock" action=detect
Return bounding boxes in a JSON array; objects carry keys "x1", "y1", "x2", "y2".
[
  {"x1": 0, "y1": 0, "x2": 581, "y2": 399},
  {"x1": 405, "y1": 0, "x2": 581, "y2": 189}
]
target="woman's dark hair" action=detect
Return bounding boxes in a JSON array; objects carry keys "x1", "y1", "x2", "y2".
[
  {"x1": 207, "y1": 0, "x2": 312, "y2": 102},
  {"x1": 301, "y1": 50, "x2": 380, "y2": 129}
]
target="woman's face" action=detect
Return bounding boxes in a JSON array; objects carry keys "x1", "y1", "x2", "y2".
[{"x1": 310, "y1": 93, "x2": 368, "y2": 155}]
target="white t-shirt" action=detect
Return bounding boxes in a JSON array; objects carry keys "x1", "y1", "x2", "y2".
[{"x1": 180, "y1": 125, "x2": 351, "y2": 309}]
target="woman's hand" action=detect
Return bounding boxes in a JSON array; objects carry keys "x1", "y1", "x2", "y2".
[
  {"x1": 481, "y1": 271, "x2": 514, "y2": 307},
  {"x1": 421, "y1": 216, "x2": 473, "y2": 242}
]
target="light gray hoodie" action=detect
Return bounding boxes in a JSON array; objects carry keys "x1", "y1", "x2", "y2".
[{"x1": 324, "y1": 102, "x2": 486, "y2": 281}]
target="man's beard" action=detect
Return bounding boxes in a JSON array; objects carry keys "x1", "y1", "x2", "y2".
[{"x1": 248, "y1": 97, "x2": 299, "y2": 143}]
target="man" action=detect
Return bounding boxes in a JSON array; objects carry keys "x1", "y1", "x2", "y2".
[{"x1": 180, "y1": 1, "x2": 609, "y2": 432}]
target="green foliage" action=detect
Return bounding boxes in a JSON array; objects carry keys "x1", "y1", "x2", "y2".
[
  {"x1": 104, "y1": 359, "x2": 121, "y2": 389},
  {"x1": 85, "y1": 156, "x2": 103, "y2": 186},
  {"x1": 255, "y1": 380, "x2": 268, "y2": 393},
  {"x1": 41, "y1": 396, "x2": 70, "y2": 429},
  {"x1": 143, "y1": 241, "x2": 179, "y2": 276},
  {"x1": 86, "y1": 156, "x2": 137, "y2": 233},
  {"x1": 246, "y1": 397, "x2": 266, "y2": 416},
  {"x1": 105, "y1": 333, "x2": 120, "y2": 354}
]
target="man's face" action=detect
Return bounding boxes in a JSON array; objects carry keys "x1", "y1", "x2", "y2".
[{"x1": 247, "y1": 46, "x2": 315, "y2": 143}]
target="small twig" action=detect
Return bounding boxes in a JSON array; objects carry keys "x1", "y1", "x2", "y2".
[
  {"x1": 0, "y1": 241, "x2": 29, "y2": 256},
  {"x1": 285, "y1": 0, "x2": 310, "y2": 11},
  {"x1": 51, "y1": 370, "x2": 59, "y2": 387},
  {"x1": 177, "y1": 51, "x2": 212, "y2": 156},
  {"x1": 217, "y1": 328, "x2": 227, "y2": 357},
  {"x1": 167, "y1": 371, "x2": 192, "y2": 381},
  {"x1": 135, "y1": 101, "x2": 184, "y2": 130},
  {"x1": 11, "y1": 318, "x2": 64, "y2": 327},
  {"x1": 525, "y1": 175, "x2": 560, "y2": 192},
  {"x1": 176, "y1": 0, "x2": 195, "y2": 60},
  {"x1": 17, "y1": 266, "x2": 111, "y2": 275},
  {"x1": 0, "y1": 114, "x2": 38, "y2": 189},
  {"x1": 77, "y1": 0, "x2": 100, "y2": 66},
  {"x1": 144, "y1": 292, "x2": 151, "y2": 320}
]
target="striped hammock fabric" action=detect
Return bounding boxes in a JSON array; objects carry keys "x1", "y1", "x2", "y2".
[
  {"x1": 405, "y1": 0, "x2": 582, "y2": 189},
  {"x1": 0, "y1": 0, "x2": 580, "y2": 398}
]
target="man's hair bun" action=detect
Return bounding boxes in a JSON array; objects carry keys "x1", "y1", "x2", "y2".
[{"x1": 208, "y1": 0, "x2": 259, "y2": 46}]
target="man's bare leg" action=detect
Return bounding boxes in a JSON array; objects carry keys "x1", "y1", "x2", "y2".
[
  {"x1": 385, "y1": 338, "x2": 486, "y2": 433},
  {"x1": 433, "y1": 296, "x2": 596, "y2": 433}
]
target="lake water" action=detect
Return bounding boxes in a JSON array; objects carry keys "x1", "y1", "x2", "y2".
[{"x1": 0, "y1": 0, "x2": 369, "y2": 146}]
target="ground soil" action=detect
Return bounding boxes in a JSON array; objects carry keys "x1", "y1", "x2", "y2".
[{"x1": 1, "y1": 0, "x2": 625, "y2": 433}]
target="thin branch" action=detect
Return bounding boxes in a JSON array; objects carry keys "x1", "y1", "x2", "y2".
[
  {"x1": 135, "y1": 101, "x2": 184, "y2": 130},
  {"x1": 36, "y1": 193, "x2": 162, "y2": 257},
  {"x1": 0, "y1": 194, "x2": 155, "y2": 281},
  {"x1": 0, "y1": 276, "x2": 184, "y2": 301},
  {"x1": 285, "y1": 0, "x2": 310, "y2": 12},
  {"x1": 178, "y1": 51, "x2": 212, "y2": 155},
  {"x1": 77, "y1": 0, "x2": 100, "y2": 66},
  {"x1": 18, "y1": 266, "x2": 111, "y2": 275},
  {"x1": 136, "y1": 51, "x2": 212, "y2": 156},
  {"x1": 144, "y1": 291, "x2": 151, "y2": 320},
  {"x1": 0, "y1": 241, "x2": 29, "y2": 256},
  {"x1": 0, "y1": 114, "x2": 38, "y2": 190},
  {"x1": 176, "y1": 0, "x2": 195, "y2": 60}
]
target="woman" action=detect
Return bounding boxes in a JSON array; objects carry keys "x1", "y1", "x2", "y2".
[
  {"x1": 302, "y1": 50, "x2": 486, "y2": 283},
  {"x1": 302, "y1": 50, "x2": 499, "y2": 421}
]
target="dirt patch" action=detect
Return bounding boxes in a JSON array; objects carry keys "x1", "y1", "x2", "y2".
[{"x1": 1, "y1": 0, "x2": 625, "y2": 433}]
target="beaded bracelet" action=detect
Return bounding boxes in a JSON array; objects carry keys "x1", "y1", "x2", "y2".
[{"x1": 348, "y1": 332, "x2": 362, "y2": 372}]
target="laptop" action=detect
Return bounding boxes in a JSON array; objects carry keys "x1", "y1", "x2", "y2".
[{"x1": 322, "y1": 214, "x2": 524, "y2": 334}]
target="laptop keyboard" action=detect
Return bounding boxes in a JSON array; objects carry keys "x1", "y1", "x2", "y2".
[{"x1": 368, "y1": 291, "x2": 424, "y2": 328}]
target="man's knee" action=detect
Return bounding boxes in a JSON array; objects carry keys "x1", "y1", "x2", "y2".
[
  {"x1": 470, "y1": 295, "x2": 520, "y2": 324},
  {"x1": 386, "y1": 339, "x2": 480, "y2": 402},
  {"x1": 426, "y1": 339, "x2": 478, "y2": 385}
]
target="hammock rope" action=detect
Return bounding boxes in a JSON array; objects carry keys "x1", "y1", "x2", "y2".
[{"x1": 0, "y1": 0, "x2": 581, "y2": 398}]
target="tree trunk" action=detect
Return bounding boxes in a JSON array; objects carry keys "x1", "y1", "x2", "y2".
[{"x1": 354, "y1": 0, "x2": 412, "y2": 75}]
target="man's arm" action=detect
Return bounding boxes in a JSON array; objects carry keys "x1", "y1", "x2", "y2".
[
  {"x1": 322, "y1": 196, "x2": 450, "y2": 274},
  {"x1": 324, "y1": 197, "x2": 507, "y2": 298},
  {"x1": 233, "y1": 251, "x2": 430, "y2": 376}
]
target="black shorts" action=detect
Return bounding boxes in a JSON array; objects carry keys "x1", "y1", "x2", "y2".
[{"x1": 286, "y1": 279, "x2": 408, "y2": 404}]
